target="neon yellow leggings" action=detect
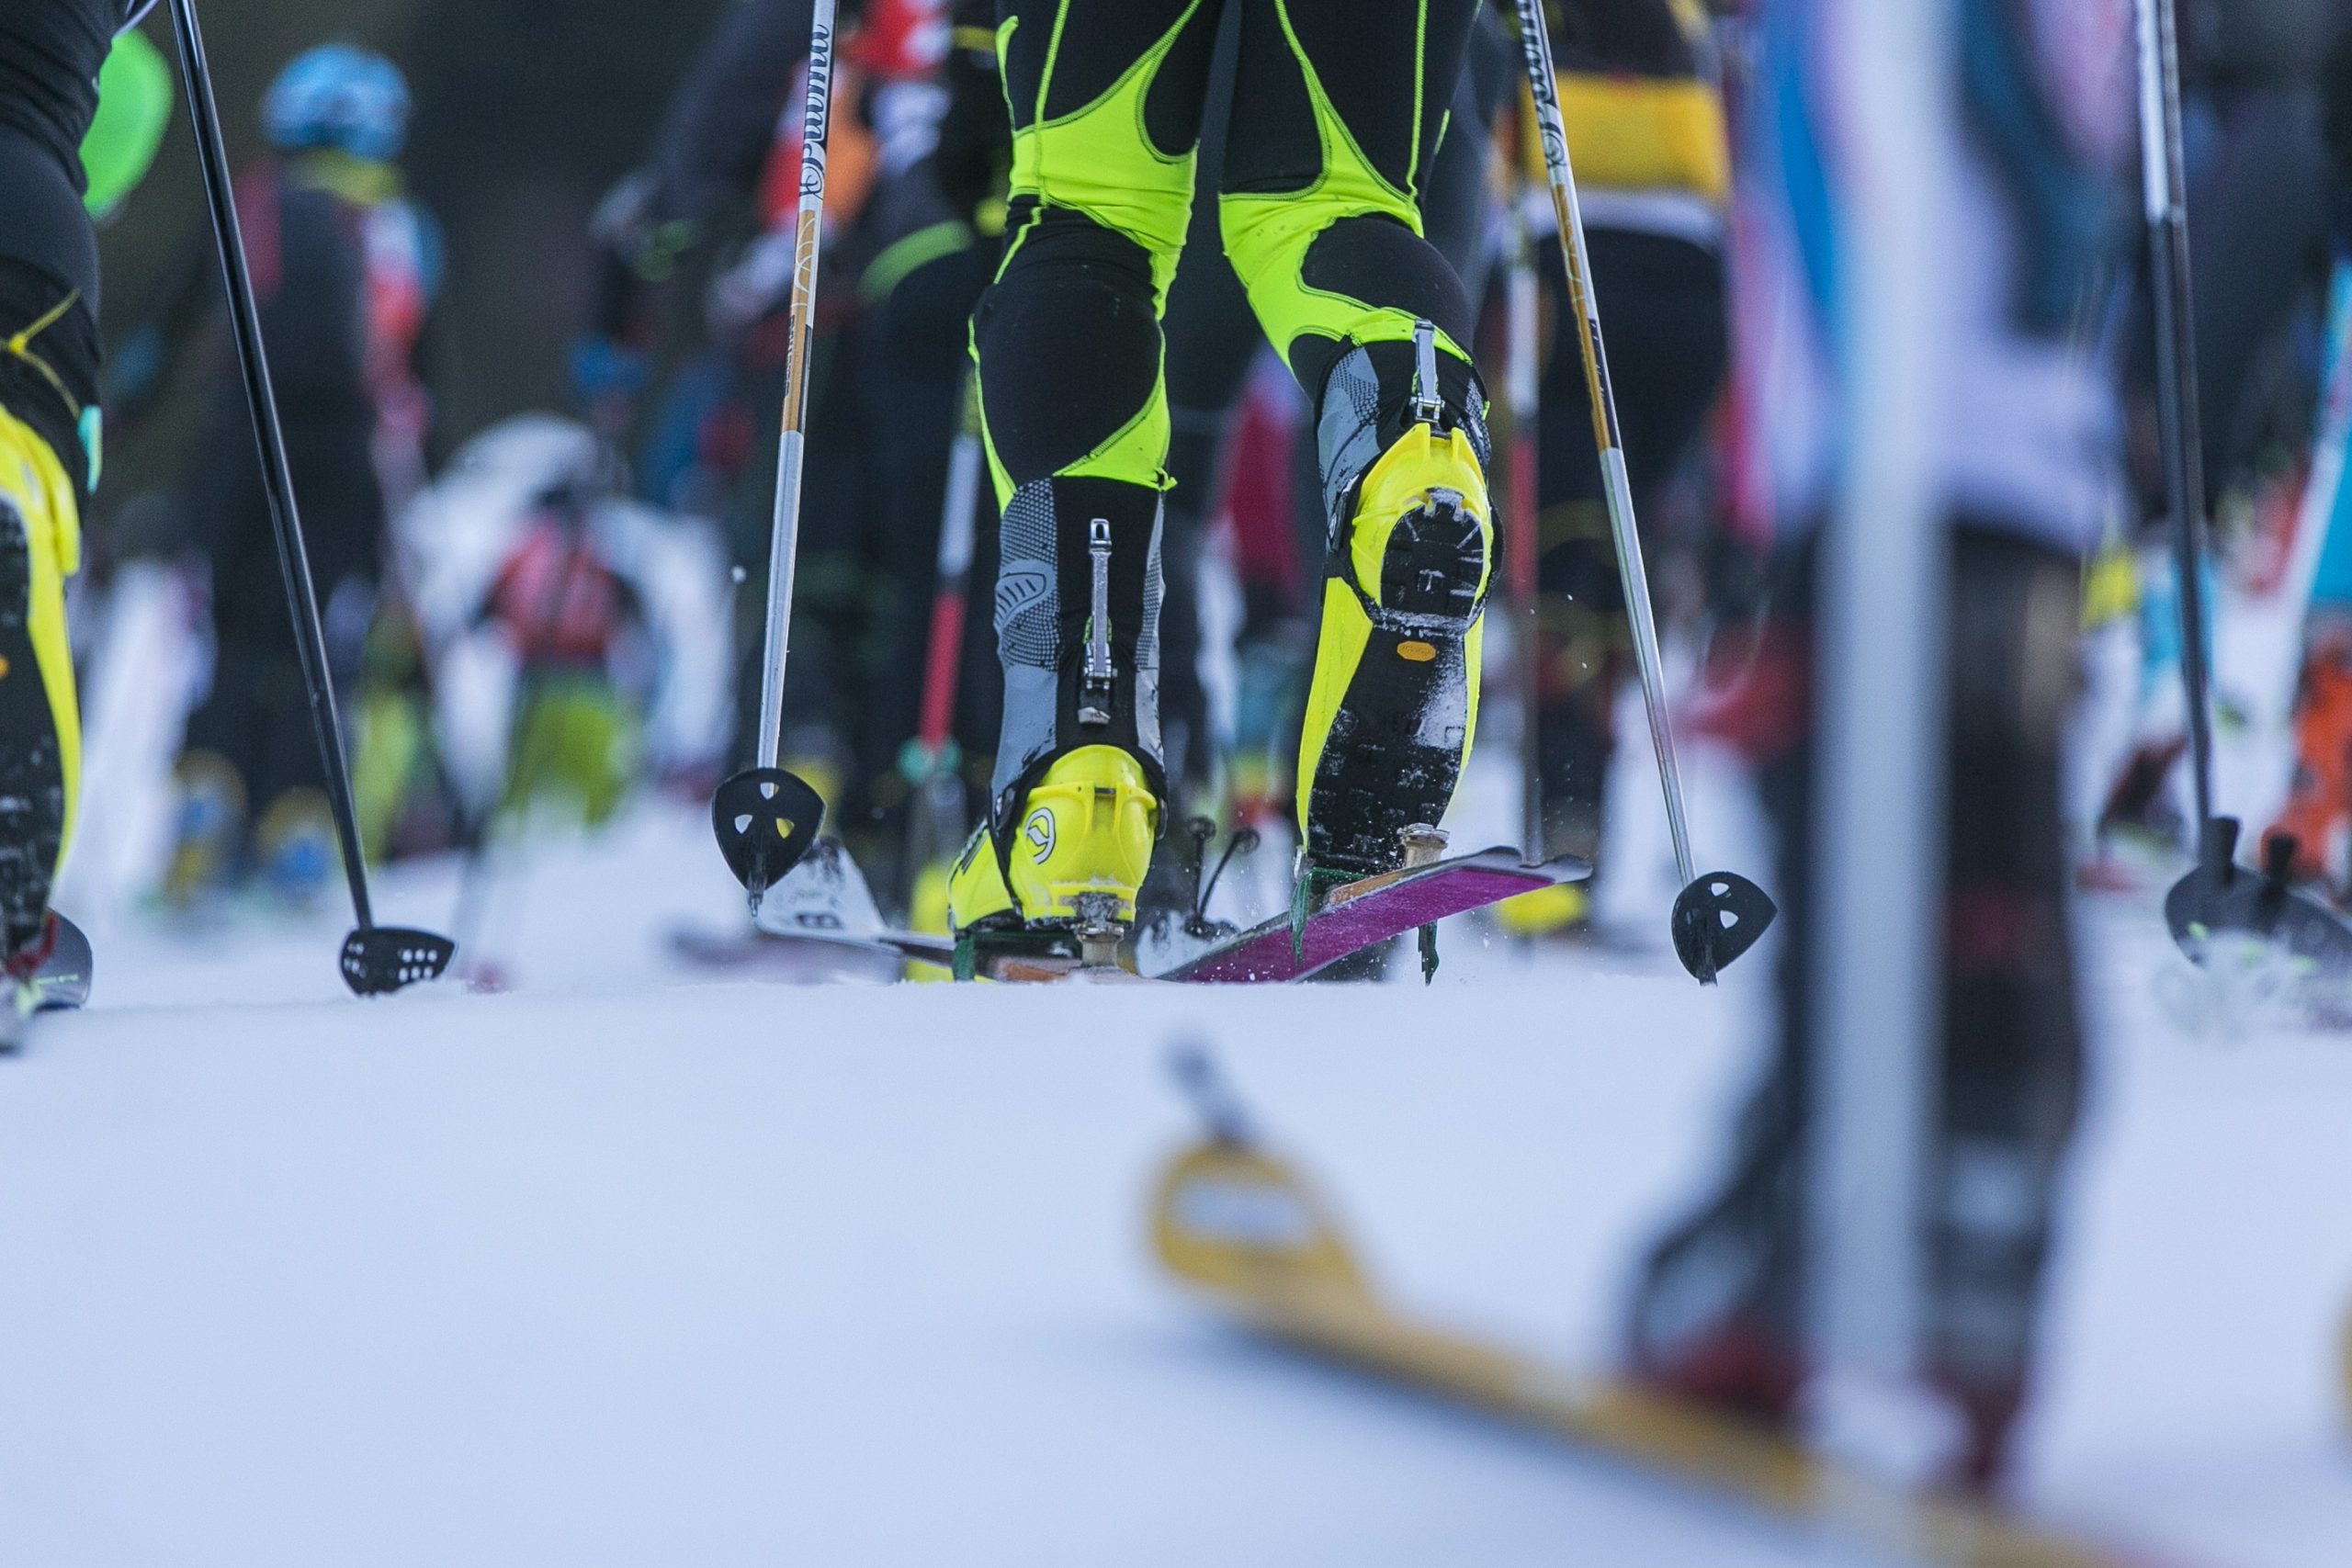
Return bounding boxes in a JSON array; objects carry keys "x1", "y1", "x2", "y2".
[{"x1": 976, "y1": 0, "x2": 1482, "y2": 498}]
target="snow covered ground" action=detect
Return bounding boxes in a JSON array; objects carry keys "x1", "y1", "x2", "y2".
[
  {"x1": 10, "y1": 565, "x2": 2352, "y2": 1568},
  {"x1": 0, "y1": 784, "x2": 2347, "y2": 1568}
]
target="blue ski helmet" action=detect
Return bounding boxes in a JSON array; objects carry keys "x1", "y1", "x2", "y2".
[{"x1": 263, "y1": 45, "x2": 411, "y2": 163}]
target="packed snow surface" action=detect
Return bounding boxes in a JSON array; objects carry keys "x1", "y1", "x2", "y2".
[{"x1": 0, "y1": 798, "x2": 2346, "y2": 1567}]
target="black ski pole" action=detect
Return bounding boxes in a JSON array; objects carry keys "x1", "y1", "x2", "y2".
[
  {"x1": 710, "y1": 0, "x2": 840, "y2": 908},
  {"x1": 2136, "y1": 0, "x2": 2352, "y2": 971},
  {"x1": 1510, "y1": 0, "x2": 1774, "y2": 982},
  {"x1": 165, "y1": 0, "x2": 453, "y2": 995},
  {"x1": 2139, "y1": 0, "x2": 2216, "y2": 842},
  {"x1": 1503, "y1": 143, "x2": 1545, "y2": 869}
]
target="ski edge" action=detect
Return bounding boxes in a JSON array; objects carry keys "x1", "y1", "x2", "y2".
[
  {"x1": 665, "y1": 924, "x2": 954, "y2": 975},
  {"x1": 1161, "y1": 845, "x2": 1590, "y2": 985}
]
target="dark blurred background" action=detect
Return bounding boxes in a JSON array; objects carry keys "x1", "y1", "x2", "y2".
[{"x1": 102, "y1": 0, "x2": 729, "y2": 501}]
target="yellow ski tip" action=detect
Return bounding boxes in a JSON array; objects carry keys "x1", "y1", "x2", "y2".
[{"x1": 1147, "y1": 1140, "x2": 1373, "y2": 1305}]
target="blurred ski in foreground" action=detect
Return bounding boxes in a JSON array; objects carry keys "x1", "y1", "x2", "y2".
[{"x1": 1148, "y1": 1050, "x2": 2183, "y2": 1568}]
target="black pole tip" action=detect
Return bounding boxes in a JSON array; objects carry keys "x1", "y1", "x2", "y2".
[
  {"x1": 1168, "y1": 1040, "x2": 1252, "y2": 1147},
  {"x1": 2261, "y1": 829, "x2": 2298, "y2": 891},
  {"x1": 2203, "y1": 816, "x2": 2241, "y2": 877},
  {"x1": 1670, "y1": 871, "x2": 1778, "y2": 986},
  {"x1": 341, "y1": 927, "x2": 456, "y2": 997},
  {"x1": 712, "y1": 767, "x2": 826, "y2": 901},
  {"x1": 2166, "y1": 840, "x2": 2352, "y2": 973}
]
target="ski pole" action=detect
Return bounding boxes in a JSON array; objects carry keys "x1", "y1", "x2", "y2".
[
  {"x1": 2134, "y1": 0, "x2": 2217, "y2": 842},
  {"x1": 2100, "y1": 0, "x2": 2352, "y2": 967},
  {"x1": 1510, "y1": 0, "x2": 1774, "y2": 982},
  {"x1": 2132, "y1": 0, "x2": 2352, "y2": 971},
  {"x1": 1503, "y1": 155, "x2": 1545, "y2": 868},
  {"x1": 164, "y1": 0, "x2": 452, "y2": 996},
  {"x1": 710, "y1": 0, "x2": 840, "y2": 908}
]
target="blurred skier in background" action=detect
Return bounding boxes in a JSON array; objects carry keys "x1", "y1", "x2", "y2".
[
  {"x1": 582, "y1": 0, "x2": 986, "y2": 871},
  {"x1": 2257, "y1": 17, "x2": 2352, "y2": 892},
  {"x1": 163, "y1": 42, "x2": 442, "y2": 909},
  {"x1": 2095, "y1": 0, "x2": 2346, "y2": 858},
  {"x1": 465, "y1": 448, "x2": 649, "y2": 847},
  {"x1": 1624, "y1": 0, "x2": 2131, "y2": 1495}
]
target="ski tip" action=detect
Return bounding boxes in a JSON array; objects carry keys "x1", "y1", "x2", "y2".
[
  {"x1": 1670, "y1": 872, "x2": 1776, "y2": 985},
  {"x1": 1148, "y1": 1133, "x2": 1373, "y2": 1304},
  {"x1": 341, "y1": 926, "x2": 457, "y2": 997}
]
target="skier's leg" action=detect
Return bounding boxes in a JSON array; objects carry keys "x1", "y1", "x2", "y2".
[
  {"x1": 1623, "y1": 560, "x2": 1812, "y2": 1416},
  {"x1": 1928, "y1": 529, "x2": 2086, "y2": 1488},
  {"x1": 952, "y1": 0, "x2": 1222, "y2": 933},
  {"x1": 2186, "y1": 79, "x2": 2331, "y2": 510},
  {"x1": 1630, "y1": 0, "x2": 2111, "y2": 1495},
  {"x1": 1626, "y1": 531, "x2": 2088, "y2": 1492},
  {"x1": 1532, "y1": 231, "x2": 1728, "y2": 879},
  {"x1": 1419, "y1": 7, "x2": 1515, "y2": 303},
  {"x1": 1159, "y1": 4, "x2": 1261, "y2": 816},
  {"x1": 254, "y1": 424, "x2": 382, "y2": 905},
  {"x1": 1219, "y1": 0, "x2": 1494, "y2": 875},
  {"x1": 867, "y1": 226, "x2": 998, "y2": 807}
]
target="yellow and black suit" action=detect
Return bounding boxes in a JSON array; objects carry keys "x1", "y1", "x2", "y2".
[{"x1": 975, "y1": 0, "x2": 1496, "y2": 882}]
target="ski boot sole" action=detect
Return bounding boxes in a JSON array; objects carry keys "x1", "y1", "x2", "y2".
[
  {"x1": 0, "y1": 499, "x2": 65, "y2": 960},
  {"x1": 1303, "y1": 489, "x2": 1487, "y2": 875}
]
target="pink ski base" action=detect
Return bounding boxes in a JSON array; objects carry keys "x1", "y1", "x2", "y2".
[{"x1": 1165, "y1": 848, "x2": 1589, "y2": 985}]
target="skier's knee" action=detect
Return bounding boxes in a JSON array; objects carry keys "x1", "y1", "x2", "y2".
[{"x1": 979, "y1": 215, "x2": 1171, "y2": 486}]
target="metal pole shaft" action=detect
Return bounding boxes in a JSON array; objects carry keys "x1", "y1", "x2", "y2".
[
  {"x1": 1511, "y1": 0, "x2": 1698, "y2": 888},
  {"x1": 754, "y1": 0, "x2": 842, "y2": 772},
  {"x1": 1504, "y1": 175, "x2": 1545, "y2": 865},
  {"x1": 1813, "y1": 0, "x2": 1950, "y2": 1454},
  {"x1": 2135, "y1": 0, "x2": 2216, "y2": 835},
  {"x1": 167, "y1": 0, "x2": 375, "y2": 930}
]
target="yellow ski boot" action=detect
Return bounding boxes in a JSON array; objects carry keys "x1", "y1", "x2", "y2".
[
  {"x1": 0, "y1": 406, "x2": 82, "y2": 968},
  {"x1": 1298, "y1": 329, "x2": 1493, "y2": 876},
  {"x1": 946, "y1": 744, "x2": 1159, "y2": 974},
  {"x1": 1494, "y1": 881, "x2": 1591, "y2": 938}
]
